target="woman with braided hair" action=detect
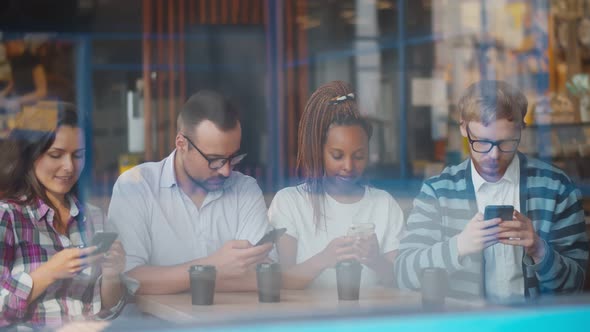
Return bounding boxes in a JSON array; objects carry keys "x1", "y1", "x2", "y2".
[{"x1": 268, "y1": 81, "x2": 404, "y2": 289}]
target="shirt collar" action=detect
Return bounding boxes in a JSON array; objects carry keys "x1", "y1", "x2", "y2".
[
  {"x1": 67, "y1": 195, "x2": 80, "y2": 218},
  {"x1": 34, "y1": 198, "x2": 51, "y2": 220},
  {"x1": 160, "y1": 150, "x2": 178, "y2": 188},
  {"x1": 33, "y1": 194, "x2": 82, "y2": 221},
  {"x1": 471, "y1": 156, "x2": 520, "y2": 192}
]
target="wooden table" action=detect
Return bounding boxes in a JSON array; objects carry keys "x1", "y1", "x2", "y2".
[{"x1": 136, "y1": 288, "x2": 485, "y2": 324}]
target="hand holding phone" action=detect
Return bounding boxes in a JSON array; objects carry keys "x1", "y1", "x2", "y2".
[
  {"x1": 91, "y1": 232, "x2": 118, "y2": 255},
  {"x1": 256, "y1": 228, "x2": 287, "y2": 246}
]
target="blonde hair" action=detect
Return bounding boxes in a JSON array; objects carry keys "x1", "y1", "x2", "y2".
[{"x1": 458, "y1": 80, "x2": 528, "y2": 127}]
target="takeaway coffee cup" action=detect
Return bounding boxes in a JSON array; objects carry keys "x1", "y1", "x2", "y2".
[
  {"x1": 189, "y1": 265, "x2": 216, "y2": 305},
  {"x1": 256, "y1": 263, "x2": 281, "y2": 303},
  {"x1": 335, "y1": 260, "x2": 363, "y2": 301},
  {"x1": 421, "y1": 267, "x2": 448, "y2": 309}
]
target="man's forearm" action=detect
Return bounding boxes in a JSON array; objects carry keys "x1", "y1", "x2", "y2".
[
  {"x1": 128, "y1": 256, "x2": 261, "y2": 294},
  {"x1": 128, "y1": 262, "x2": 197, "y2": 295},
  {"x1": 216, "y1": 270, "x2": 258, "y2": 292}
]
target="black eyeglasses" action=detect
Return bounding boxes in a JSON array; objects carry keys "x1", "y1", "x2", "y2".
[
  {"x1": 181, "y1": 134, "x2": 247, "y2": 170},
  {"x1": 466, "y1": 125, "x2": 520, "y2": 153}
]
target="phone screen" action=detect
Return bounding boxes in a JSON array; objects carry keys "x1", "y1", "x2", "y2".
[
  {"x1": 91, "y1": 232, "x2": 118, "y2": 254},
  {"x1": 256, "y1": 228, "x2": 286, "y2": 246},
  {"x1": 484, "y1": 205, "x2": 514, "y2": 222}
]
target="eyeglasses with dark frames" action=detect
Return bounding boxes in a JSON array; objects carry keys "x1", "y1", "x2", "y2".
[
  {"x1": 466, "y1": 125, "x2": 521, "y2": 153},
  {"x1": 181, "y1": 134, "x2": 247, "y2": 170}
]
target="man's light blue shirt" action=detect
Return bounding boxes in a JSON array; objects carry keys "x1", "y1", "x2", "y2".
[{"x1": 107, "y1": 150, "x2": 272, "y2": 271}]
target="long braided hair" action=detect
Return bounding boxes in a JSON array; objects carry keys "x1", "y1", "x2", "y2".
[{"x1": 296, "y1": 81, "x2": 372, "y2": 230}]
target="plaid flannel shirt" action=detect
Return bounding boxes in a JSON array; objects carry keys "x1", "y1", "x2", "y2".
[{"x1": 0, "y1": 196, "x2": 128, "y2": 330}]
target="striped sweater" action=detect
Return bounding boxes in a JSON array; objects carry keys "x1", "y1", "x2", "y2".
[{"x1": 395, "y1": 153, "x2": 588, "y2": 299}]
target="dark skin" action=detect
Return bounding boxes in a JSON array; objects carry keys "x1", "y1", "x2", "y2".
[{"x1": 278, "y1": 125, "x2": 396, "y2": 289}]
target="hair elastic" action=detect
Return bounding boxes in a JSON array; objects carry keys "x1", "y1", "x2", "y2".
[{"x1": 328, "y1": 93, "x2": 355, "y2": 105}]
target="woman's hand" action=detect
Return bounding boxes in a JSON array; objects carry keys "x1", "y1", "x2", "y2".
[
  {"x1": 318, "y1": 236, "x2": 356, "y2": 268},
  {"x1": 101, "y1": 240, "x2": 126, "y2": 279},
  {"x1": 99, "y1": 241, "x2": 127, "y2": 311},
  {"x1": 353, "y1": 233, "x2": 381, "y2": 266},
  {"x1": 36, "y1": 246, "x2": 99, "y2": 282}
]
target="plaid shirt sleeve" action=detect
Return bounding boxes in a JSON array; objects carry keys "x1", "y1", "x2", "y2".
[
  {"x1": 84, "y1": 204, "x2": 139, "y2": 321},
  {"x1": 0, "y1": 208, "x2": 34, "y2": 325}
]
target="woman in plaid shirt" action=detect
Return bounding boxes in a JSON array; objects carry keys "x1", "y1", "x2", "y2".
[{"x1": 0, "y1": 104, "x2": 128, "y2": 329}]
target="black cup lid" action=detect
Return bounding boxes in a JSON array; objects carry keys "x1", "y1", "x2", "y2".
[
  {"x1": 189, "y1": 265, "x2": 216, "y2": 272},
  {"x1": 335, "y1": 260, "x2": 361, "y2": 269},
  {"x1": 256, "y1": 262, "x2": 281, "y2": 271}
]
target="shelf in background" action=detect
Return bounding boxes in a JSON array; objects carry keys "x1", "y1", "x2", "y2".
[{"x1": 526, "y1": 122, "x2": 590, "y2": 129}]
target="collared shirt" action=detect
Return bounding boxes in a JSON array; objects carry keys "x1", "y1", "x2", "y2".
[
  {"x1": 1, "y1": 196, "x2": 106, "y2": 329},
  {"x1": 471, "y1": 156, "x2": 524, "y2": 301},
  {"x1": 397, "y1": 153, "x2": 588, "y2": 299},
  {"x1": 107, "y1": 150, "x2": 272, "y2": 271}
]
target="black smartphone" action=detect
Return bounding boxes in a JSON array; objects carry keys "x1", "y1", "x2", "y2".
[
  {"x1": 91, "y1": 232, "x2": 118, "y2": 254},
  {"x1": 484, "y1": 205, "x2": 514, "y2": 222},
  {"x1": 256, "y1": 228, "x2": 287, "y2": 246}
]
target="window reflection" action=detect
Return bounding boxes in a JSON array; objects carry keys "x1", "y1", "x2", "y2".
[{"x1": 0, "y1": 0, "x2": 589, "y2": 331}]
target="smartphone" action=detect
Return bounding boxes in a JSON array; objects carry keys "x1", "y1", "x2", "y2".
[
  {"x1": 347, "y1": 223, "x2": 376, "y2": 238},
  {"x1": 484, "y1": 205, "x2": 514, "y2": 222},
  {"x1": 256, "y1": 228, "x2": 287, "y2": 246},
  {"x1": 91, "y1": 232, "x2": 118, "y2": 254}
]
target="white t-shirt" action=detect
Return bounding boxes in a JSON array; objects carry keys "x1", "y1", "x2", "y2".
[{"x1": 268, "y1": 184, "x2": 405, "y2": 289}]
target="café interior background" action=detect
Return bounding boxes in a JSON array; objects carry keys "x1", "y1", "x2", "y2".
[{"x1": 1, "y1": 0, "x2": 590, "y2": 222}]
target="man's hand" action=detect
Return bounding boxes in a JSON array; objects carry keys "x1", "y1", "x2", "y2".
[
  {"x1": 457, "y1": 213, "x2": 502, "y2": 257},
  {"x1": 498, "y1": 210, "x2": 546, "y2": 263},
  {"x1": 205, "y1": 240, "x2": 272, "y2": 279}
]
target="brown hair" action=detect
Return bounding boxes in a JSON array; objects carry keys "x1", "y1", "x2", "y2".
[
  {"x1": 177, "y1": 90, "x2": 239, "y2": 134},
  {"x1": 0, "y1": 103, "x2": 81, "y2": 224},
  {"x1": 296, "y1": 80, "x2": 372, "y2": 229},
  {"x1": 458, "y1": 80, "x2": 528, "y2": 127}
]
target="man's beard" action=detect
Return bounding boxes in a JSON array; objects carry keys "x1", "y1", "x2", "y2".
[{"x1": 185, "y1": 169, "x2": 229, "y2": 192}]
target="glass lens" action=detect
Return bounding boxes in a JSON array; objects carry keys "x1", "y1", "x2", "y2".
[
  {"x1": 472, "y1": 141, "x2": 493, "y2": 153},
  {"x1": 229, "y1": 154, "x2": 247, "y2": 166},
  {"x1": 209, "y1": 159, "x2": 228, "y2": 169},
  {"x1": 498, "y1": 140, "x2": 519, "y2": 152}
]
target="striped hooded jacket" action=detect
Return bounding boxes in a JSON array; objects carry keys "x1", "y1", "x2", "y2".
[{"x1": 395, "y1": 153, "x2": 588, "y2": 299}]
